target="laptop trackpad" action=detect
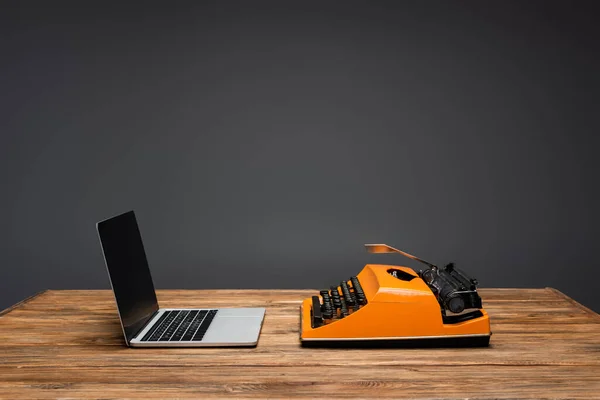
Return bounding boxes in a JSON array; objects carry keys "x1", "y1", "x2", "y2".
[
  {"x1": 215, "y1": 308, "x2": 265, "y2": 318},
  {"x1": 202, "y1": 315, "x2": 263, "y2": 344}
]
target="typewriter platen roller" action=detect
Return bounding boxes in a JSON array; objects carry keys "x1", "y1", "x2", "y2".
[{"x1": 300, "y1": 244, "x2": 491, "y2": 347}]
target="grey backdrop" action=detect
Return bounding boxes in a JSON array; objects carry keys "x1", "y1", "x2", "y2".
[{"x1": 1, "y1": 1, "x2": 599, "y2": 313}]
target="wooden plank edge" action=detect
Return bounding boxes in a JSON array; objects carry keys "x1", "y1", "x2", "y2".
[
  {"x1": 546, "y1": 287, "x2": 600, "y2": 321},
  {"x1": 0, "y1": 290, "x2": 49, "y2": 317}
]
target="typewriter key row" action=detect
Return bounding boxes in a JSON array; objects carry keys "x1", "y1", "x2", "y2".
[
  {"x1": 319, "y1": 290, "x2": 334, "y2": 319},
  {"x1": 351, "y1": 276, "x2": 366, "y2": 305},
  {"x1": 312, "y1": 276, "x2": 369, "y2": 327}
]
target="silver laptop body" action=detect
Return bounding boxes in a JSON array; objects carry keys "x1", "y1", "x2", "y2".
[{"x1": 97, "y1": 210, "x2": 265, "y2": 347}]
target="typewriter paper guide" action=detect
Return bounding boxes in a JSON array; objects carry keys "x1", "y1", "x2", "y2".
[{"x1": 300, "y1": 263, "x2": 491, "y2": 344}]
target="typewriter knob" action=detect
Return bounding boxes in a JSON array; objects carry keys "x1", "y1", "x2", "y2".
[
  {"x1": 421, "y1": 268, "x2": 435, "y2": 284},
  {"x1": 447, "y1": 295, "x2": 465, "y2": 314}
]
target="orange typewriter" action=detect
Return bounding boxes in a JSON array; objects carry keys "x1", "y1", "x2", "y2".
[{"x1": 300, "y1": 244, "x2": 491, "y2": 347}]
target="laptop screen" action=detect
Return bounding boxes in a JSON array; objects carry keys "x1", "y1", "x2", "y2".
[{"x1": 97, "y1": 211, "x2": 159, "y2": 344}]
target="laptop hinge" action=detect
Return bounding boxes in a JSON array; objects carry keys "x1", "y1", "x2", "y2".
[{"x1": 133, "y1": 310, "x2": 159, "y2": 340}]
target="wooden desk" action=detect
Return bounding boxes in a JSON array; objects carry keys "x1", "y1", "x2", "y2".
[{"x1": 1, "y1": 289, "x2": 599, "y2": 399}]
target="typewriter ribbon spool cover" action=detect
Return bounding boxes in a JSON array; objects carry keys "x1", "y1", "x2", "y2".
[{"x1": 300, "y1": 244, "x2": 491, "y2": 347}]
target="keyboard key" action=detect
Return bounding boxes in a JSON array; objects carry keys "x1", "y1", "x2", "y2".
[
  {"x1": 148, "y1": 311, "x2": 178, "y2": 341},
  {"x1": 339, "y1": 296, "x2": 348, "y2": 317},
  {"x1": 170, "y1": 310, "x2": 198, "y2": 341},
  {"x1": 341, "y1": 281, "x2": 354, "y2": 306},
  {"x1": 311, "y1": 296, "x2": 323, "y2": 327},
  {"x1": 320, "y1": 291, "x2": 333, "y2": 319},
  {"x1": 181, "y1": 310, "x2": 207, "y2": 341},
  {"x1": 141, "y1": 311, "x2": 171, "y2": 341},
  {"x1": 351, "y1": 276, "x2": 367, "y2": 305},
  {"x1": 192, "y1": 310, "x2": 218, "y2": 341},
  {"x1": 330, "y1": 286, "x2": 341, "y2": 308},
  {"x1": 159, "y1": 311, "x2": 187, "y2": 341}
]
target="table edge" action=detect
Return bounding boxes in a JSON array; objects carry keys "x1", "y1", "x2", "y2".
[
  {"x1": 1, "y1": 288, "x2": 597, "y2": 320},
  {"x1": 0, "y1": 290, "x2": 48, "y2": 317},
  {"x1": 546, "y1": 287, "x2": 600, "y2": 320}
]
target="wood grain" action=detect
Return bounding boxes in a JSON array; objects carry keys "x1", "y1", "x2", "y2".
[{"x1": 0, "y1": 288, "x2": 599, "y2": 399}]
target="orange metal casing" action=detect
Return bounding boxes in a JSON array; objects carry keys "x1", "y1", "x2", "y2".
[{"x1": 300, "y1": 264, "x2": 491, "y2": 340}]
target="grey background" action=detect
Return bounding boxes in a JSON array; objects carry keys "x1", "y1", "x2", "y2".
[{"x1": 1, "y1": 1, "x2": 599, "y2": 313}]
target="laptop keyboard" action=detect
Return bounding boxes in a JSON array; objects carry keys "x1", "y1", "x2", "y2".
[{"x1": 140, "y1": 310, "x2": 218, "y2": 342}]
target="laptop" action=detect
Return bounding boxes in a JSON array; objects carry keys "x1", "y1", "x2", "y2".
[{"x1": 96, "y1": 210, "x2": 265, "y2": 347}]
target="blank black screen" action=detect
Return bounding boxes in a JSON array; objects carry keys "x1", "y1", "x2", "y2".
[{"x1": 97, "y1": 210, "x2": 159, "y2": 344}]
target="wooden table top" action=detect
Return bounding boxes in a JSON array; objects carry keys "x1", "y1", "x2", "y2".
[{"x1": 1, "y1": 288, "x2": 599, "y2": 399}]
